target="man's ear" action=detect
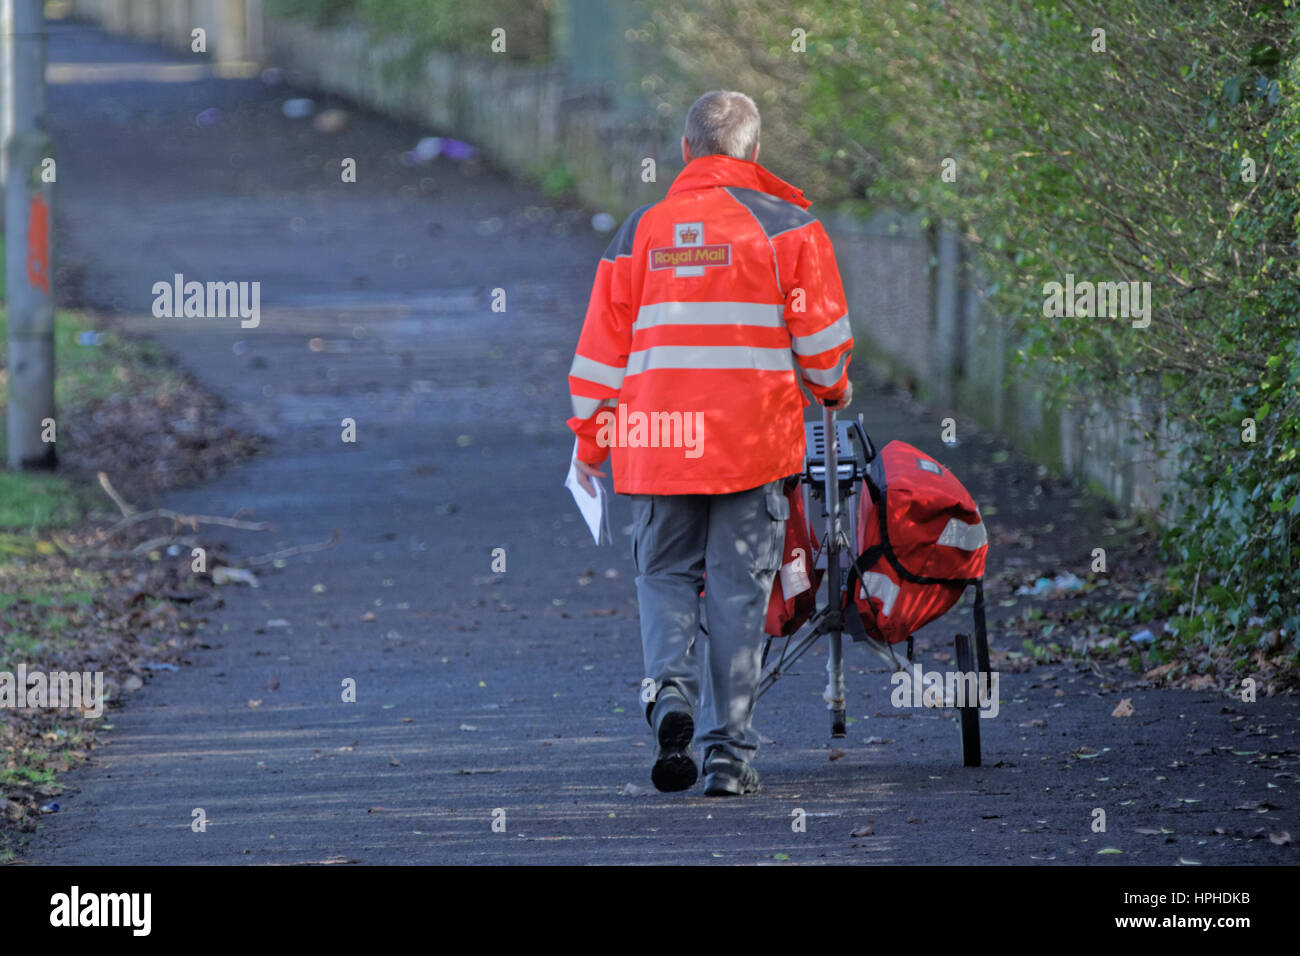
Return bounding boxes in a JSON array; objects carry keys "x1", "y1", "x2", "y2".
[
  {"x1": 681, "y1": 136, "x2": 692, "y2": 164},
  {"x1": 751, "y1": 141, "x2": 760, "y2": 163}
]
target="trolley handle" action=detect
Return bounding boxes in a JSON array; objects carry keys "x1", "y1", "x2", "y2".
[
  {"x1": 817, "y1": 401, "x2": 879, "y2": 469},
  {"x1": 852, "y1": 415, "x2": 878, "y2": 464}
]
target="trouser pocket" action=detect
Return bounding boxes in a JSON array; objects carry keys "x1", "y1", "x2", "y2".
[
  {"x1": 630, "y1": 495, "x2": 654, "y2": 575},
  {"x1": 760, "y1": 480, "x2": 789, "y2": 572}
]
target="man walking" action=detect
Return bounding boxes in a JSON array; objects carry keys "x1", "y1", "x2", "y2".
[{"x1": 567, "y1": 91, "x2": 854, "y2": 796}]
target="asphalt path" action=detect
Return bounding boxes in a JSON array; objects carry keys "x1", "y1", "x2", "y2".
[{"x1": 25, "y1": 19, "x2": 1298, "y2": 865}]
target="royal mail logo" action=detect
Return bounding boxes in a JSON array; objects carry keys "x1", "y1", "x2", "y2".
[
  {"x1": 648, "y1": 245, "x2": 732, "y2": 270},
  {"x1": 650, "y1": 222, "x2": 731, "y2": 274}
]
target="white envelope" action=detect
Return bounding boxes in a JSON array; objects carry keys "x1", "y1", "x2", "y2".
[{"x1": 564, "y1": 439, "x2": 611, "y2": 545}]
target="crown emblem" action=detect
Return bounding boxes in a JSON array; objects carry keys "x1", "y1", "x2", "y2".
[{"x1": 678, "y1": 227, "x2": 699, "y2": 243}]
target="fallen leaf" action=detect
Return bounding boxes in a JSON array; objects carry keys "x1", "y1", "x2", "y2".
[
  {"x1": 460, "y1": 724, "x2": 478, "y2": 732},
  {"x1": 212, "y1": 566, "x2": 259, "y2": 587},
  {"x1": 905, "y1": 817, "x2": 924, "y2": 824},
  {"x1": 389, "y1": 758, "x2": 402, "y2": 767},
  {"x1": 248, "y1": 698, "x2": 262, "y2": 708},
  {"x1": 850, "y1": 822, "x2": 875, "y2": 837},
  {"x1": 368, "y1": 806, "x2": 392, "y2": 813},
  {"x1": 828, "y1": 748, "x2": 847, "y2": 761},
  {"x1": 773, "y1": 853, "x2": 790, "y2": 861},
  {"x1": 1235, "y1": 801, "x2": 1280, "y2": 811},
  {"x1": 1111, "y1": 698, "x2": 1135, "y2": 718},
  {"x1": 361, "y1": 611, "x2": 376, "y2": 623},
  {"x1": 1269, "y1": 831, "x2": 1291, "y2": 846},
  {"x1": 1097, "y1": 847, "x2": 1123, "y2": 855},
  {"x1": 620, "y1": 782, "x2": 649, "y2": 797},
  {"x1": 1020, "y1": 719, "x2": 1047, "y2": 729},
  {"x1": 265, "y1": 677, "x2": 280, "y2": 691}
]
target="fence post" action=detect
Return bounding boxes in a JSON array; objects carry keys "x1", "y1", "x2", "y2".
[
  {"x1": 0, "y1": 0, "x2": 11, "y2": 195},
  {"x1": 932, "y1": 226, "x2": 960, "y2": 407},
  {"x1": 4, "y1": 0, "x2": 56, "y2": 469},
  {"x1": 213, "y1": 0, "x2": 246, "y2": 68},
  {"x1": 129, "y1": 0, "x2": 161, "y2": 41}
]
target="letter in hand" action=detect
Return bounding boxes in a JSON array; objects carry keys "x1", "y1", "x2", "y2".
[{"x1": 574, "y1": 458, "x2": 606, "y2": 497}]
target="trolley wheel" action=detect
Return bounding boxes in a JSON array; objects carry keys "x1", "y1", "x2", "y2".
[
  {"x1": 954, "y1": 633, "x2": 981, "y2": 767},
  {"x1": 975, "y1": 626, "x2": 991, "y2": 680}
]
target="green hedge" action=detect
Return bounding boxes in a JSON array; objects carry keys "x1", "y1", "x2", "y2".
[
  {"x1": 647, "y1": 0, "x2": 1299, "y2": 663},
  {"x1": 268, "y1": 0, "x2": 553, "y2": 60}
]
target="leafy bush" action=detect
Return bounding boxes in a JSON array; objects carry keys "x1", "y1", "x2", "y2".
[
  {"x1": 269, "y1": 0, "x2": 553, "y2": 60},
  {"x1": 266, "y1": 0, "x2": 355, "y2": 26},
  {"x1": 647, "y1": 0, "x2": 1300, "y2": 664}
]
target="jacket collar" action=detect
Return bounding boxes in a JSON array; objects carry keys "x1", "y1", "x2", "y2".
[{"x1": 666, "y1": 154, "x2": 812, "y2": 209}]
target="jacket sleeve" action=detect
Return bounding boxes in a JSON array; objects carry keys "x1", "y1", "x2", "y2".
[
  {"x1": 566, "y1": 211, "x2": 641, "y2": 466},
  {"x1": 774, "y1": 219, "x2": 853, "y2": 404}
]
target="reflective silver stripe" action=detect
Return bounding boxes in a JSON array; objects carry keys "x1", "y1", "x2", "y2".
[
  {"x1": 791, "y1": 313, "x2": 852, "y2": 356},
  {"x1": 860, "y1": 572, "x2": 900, "y2": 616},
  {"x1": 570, "y1": 395, "x2": 617, "y2": 419},
  {"x1": 633, "y1": 301, "x2": 784, "y2": 332},
  {"x1": 799, "y1": 350, "x2": 849, "y2": 387},
  {"x1": 569, "y1": 354, "x2": 626, "y2": 390},
  {"x1": 936, "y1": 517, "x2": 987, "y2": 551},
  {"x1": 625, "y1": 346, "x2": 795, "y2": 376}
]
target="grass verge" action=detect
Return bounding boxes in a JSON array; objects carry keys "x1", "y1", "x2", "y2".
[{"x1": 0, "y1": 303, "x2": 260, "y2": 861}]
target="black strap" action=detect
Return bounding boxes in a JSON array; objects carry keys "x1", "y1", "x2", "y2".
[{"x1": 857, "y1": 477, "x2": 982, "y2": 588}]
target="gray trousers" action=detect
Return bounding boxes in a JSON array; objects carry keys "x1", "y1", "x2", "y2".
[{"x1": 629, "y1": 478, "x2": 789, "y2": 763}]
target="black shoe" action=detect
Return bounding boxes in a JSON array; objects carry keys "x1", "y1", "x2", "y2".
[
  {"x1": 703, "y1": 747, "x2": 760, "y2": 796},
  {"x1": 649, "y1": 691, "x2": 697, "y2": 793}
]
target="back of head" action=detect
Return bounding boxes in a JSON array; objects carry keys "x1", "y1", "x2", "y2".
[{"x1": 684, "y1": 91, "x2": 761, "y2": 160}]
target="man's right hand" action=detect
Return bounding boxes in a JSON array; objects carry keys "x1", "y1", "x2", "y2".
[
  {"x1": 574, "y1": 457, "x2": 606, "y2": 497},
  {"x1": 823, "y1": 380, "x2": 853, "y2": 410}
]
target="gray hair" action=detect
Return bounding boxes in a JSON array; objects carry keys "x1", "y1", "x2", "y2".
[{"x1": 684, "y1": 91, "x2": 761, "y2": 160}]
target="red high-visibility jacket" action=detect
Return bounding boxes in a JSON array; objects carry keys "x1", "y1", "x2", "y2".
[{"x1": 567, "y1": 154, "x2": 853, "y2": 495}]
